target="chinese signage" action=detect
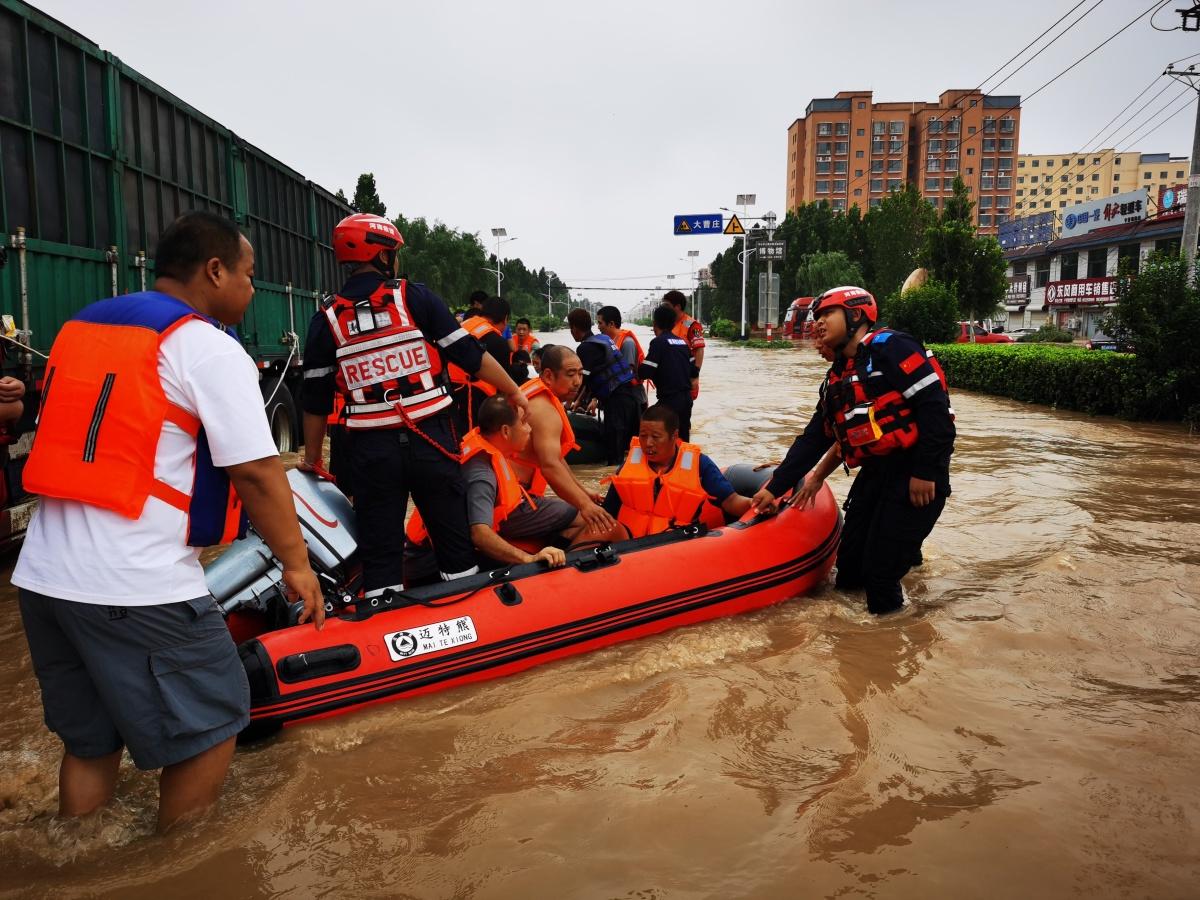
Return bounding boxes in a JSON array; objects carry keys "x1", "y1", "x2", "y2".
[
  {"x1": 1044, "y1": 277, "x2": 1118, "y2": 306},
  {"x1": 383, "y1": 615, "x2": 478, "y2": 662},
  {"x1": 1157, "y1": 184, "x2": 1188, "y2": 219},
  {"x1": 998, "y1": 212, "x2": 1055, "y2": 250},
  {"x1": 1006, "y1": 275, "x2": 1030, "y2": 301},
  {"x1": 674, "y1": 214, "x2": 724, "y2": 235},
  {"x1": 1061, "y1": 189, "x2": 1147, "y2": 237},
  {"x1": 757, "y1": 240, "x2": 786, "y2": 261}
]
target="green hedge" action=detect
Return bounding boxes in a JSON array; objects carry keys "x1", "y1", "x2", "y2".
[
  {"x1": 709, "y1": 318, "x2": 738, "y2": 339},
  {"x1": 742, "y1": 338, "x2": 800, "y2": 350},
  {"x1": 930, "y1": 343, "x2": 1151, "y2": 418}
]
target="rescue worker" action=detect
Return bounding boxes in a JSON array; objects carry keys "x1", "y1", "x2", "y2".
[
  {"x1": 750, "y1": 286, "x2": 955, "y2": 615},
  {"x1": 300, "y1": 213, "x2": 527, "y2": 604},
  {"x1": 14, "y1": 211, "x2": 324, "y2": 831},
  {"x1": 450, "y1": 295, "x2": 516, "y2": 431},
  {"x1": 407, "y1": 395, "x2": 593, "y2": 573},
  {"x1": 531, "y1": 345, "x2": 547, "y2": 374},
  {"x1": 511, "y1": 317, "x2": 540, "y2": 357},
  {"x1": 640, "y1": 304, "x2": 697, "y2": 440},
  {"x1": 597, "y1": 305, "x2": 647, "y2": 411},
  {"x1": 602, "y1": 403, "x2": 751, "y2": 537},
  {"x1": 567, "y1": 308, "x2": 640, "y2": 466},
  {"x1": 515, "y1": 345, "x2": 623, "y2": 540},
  {"x1": 663, "y1": 290, "x2": 705, "y2": 400}
]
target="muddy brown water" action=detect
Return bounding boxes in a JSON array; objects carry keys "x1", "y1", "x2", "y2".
[{"x1": 1, "y1": 328, "x2": 1197, "y2": 898}]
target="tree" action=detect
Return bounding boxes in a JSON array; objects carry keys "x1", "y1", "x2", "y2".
[
  {"x1": 353, "y1": 173, "x2": 387, "y2": 216},
  {"x1": 923, "y1": 177, "x2": 1007, "y2": 329},
  {"x1": 863, "y1": 184, "x2": 935, "y2": 302},
  {"x1": 793, "y1": 251, "x2": 864, "y2": 298},
  {"x1": 880, "y1": 279, "x2": 959, "y2": 344},
  {"x1": 334, "y1": 188, "x2": 349, "y2": 206}
]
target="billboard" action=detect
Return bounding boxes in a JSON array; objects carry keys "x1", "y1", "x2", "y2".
[
  {"x1": 998, "y1": 212, "x2": 1055, "y2": 250},
  {"x1": 1060, "y1": 189, "x2": 1148, "y2": 238},
  {"x1": 1157, "y1": 184, "x2": 1187, "y2": 219}
]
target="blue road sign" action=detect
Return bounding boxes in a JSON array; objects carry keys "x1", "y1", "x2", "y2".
[{"x1": 674, "y1": 214, "x2": 724, "y2": 235}]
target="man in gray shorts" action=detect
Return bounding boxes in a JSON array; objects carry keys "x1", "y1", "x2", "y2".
[{"x1": 407, "y1": 395, "x2": 588, "y2": 576}]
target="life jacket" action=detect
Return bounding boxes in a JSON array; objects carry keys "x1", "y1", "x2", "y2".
[
  {"x1": 582, "y1": 333, "x2": 634, "y2": 400},
  {"x1": 324, "y1": 279, "x2": 451, "y2": 430},
  {"x1": 608, "y1": 438, "x2": 725, "y2": 538},
  {"x1": 327, "y1": 392, "x2": 345, "y2": 427},
  {"x1": 406, "y1": 428, "x2": 534, "y2": 545},
  {"x1": 615, "y1": 328, "x2": 646, "y2": 385},
  {"x1": 447, "y1": 315, "x2": 506, "y2": 398},
  {"x1": 514, "y1": 332, "x2": 538, "y2": 355},
  {"x1": 23, "y1": 291, "x2": 246, "y2": 547},
  {"x1": 822, "y1": 329, "x2": 950, "y2": 468},
  {"x1": 671, "y1": 314, "x2": 703, "y2": 346},
  {"x1": 513, "y1": 377, "x2": 580, "y2": 497}
]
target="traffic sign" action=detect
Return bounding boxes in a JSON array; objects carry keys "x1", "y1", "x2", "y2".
[
  {"x1": 757, "y1": 240, "x2": 786, "y2": 261},
  {"x1": 724, "y1": 214, "x2": 745, "y2": 235},
  {"x1": 674, "y1": 214, "x2": 724, "y2": 235}
]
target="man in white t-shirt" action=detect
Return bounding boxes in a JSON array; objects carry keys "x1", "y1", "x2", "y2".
[{"x1": 14, "y1": 211, "x2": 324, "y2": 832}]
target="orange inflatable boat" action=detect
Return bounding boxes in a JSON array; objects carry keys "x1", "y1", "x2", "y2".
[{"x1": 206, "y1": 468, "x2": 840, "y2": 740}]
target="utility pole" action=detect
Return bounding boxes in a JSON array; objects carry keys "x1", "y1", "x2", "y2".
[
  {"x1": 686, "y1": 250, "x2": 699, "y2": 318},
  {"x1": 1166, "y1": 65, "x2": 1200, "y2": 273},
  {"x1": 763, "y1": 210, "x2": 777, "y2": 331},
  {"x1": 736, "y1": 193, "x2": 755, "y2": 339}
]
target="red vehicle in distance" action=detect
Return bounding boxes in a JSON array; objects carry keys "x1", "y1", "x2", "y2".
[
  {"x1": 782, "y1": 298, "x2": 816, "y2": 340},
  {"x1": 956, "y1": 322, "x2": 1014, "y2": 344}
]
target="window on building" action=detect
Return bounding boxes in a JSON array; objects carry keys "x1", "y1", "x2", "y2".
[
  {"x1": 1013, "y1": 261, "x2": 1028, "y2": 276},
  {"x1": 1032, "y1": 159, "x2": 1040, "y2": 167},
  {"x1": 855, "y1": 169, "x2": 863, "y2": 177},
  {"x1": 1075, "y1": 187, "x2": 1083, "y2": 195},
  {"x1": 1061, "y1": 158, "x2": 1069, "y2": 166},
  {"x1": 835, "y1": 141, "x2": 848, "y2": 155},
  {"x1": 1092, "y1": 157, "x2": 1101, "y2": 164},
  {"x1": 854, "y1": 149, "x2": 863, "y2": 159},
  {"x1": 858, "y1": 101, "x2": 866, "y2": 109},
  {"x1": 968, "y1": 125, "x2": 977, "y2": 135},
  {"x1": 1087, "y1": 248, "x2": 1107, "y2": 278},
  {"x1": 887, "y1": 178, "x2": 901, "y2": 191},
  {"x1": 999, "y1": 158, "x2": 1013, "y2": 171},
  {"x1": 1000, "y1": 139, "x2": 1014, "y2": 152},
  {"x1": 835, "y1": 161, "x2": 848, "y2": 174},
  {"x1": 947, "y1": 139, "x2": 960, "y2": 152},
  {"x1": 816, "y1": 180, "x2": 830, "y2": 193},
  {"x1": 929, "y1": 139, "x2": 943, "y2": 153},
  {"x1": 981, "y1": 176, "x2": 994, "y2": 190},
  {"x1": 870, "y1": 178, "x2": 883, "y2": 193},
  {"x1": 871, "y1": 159, "x2": 883, "y2": 173},
  {"x1": 832, "y1": 198, "x2": 846, "y2": 211},
  {"x1": 889, "y1": 140, "x2": 903, "y2": 154},
  {"x1": 1060, "y1": 174, "x2": 1069, "y2": 182},
  {"x1": 889, "y1": 120, "x2": 904, "y2": 134},
  {"x1": 817, "y1": 141, "x2": 831, "y2": 155},
  {"x1": 833, "y1": 179, "x2": 847, "y2": 193},
  {"x1": 1092, "y1": 173, "x2": 1099, "y2": 181},
  {"x1": 1035, "y1": 258, "x2": 1051, "y2": 287},
  {"x1": 869, "y1": 197, "x2": 881, "y2": 207},
  {"x1": 1144, "y1": 172, "x2": 1152, "y2": 180},
  {"x1": 997, "y1": 195, "x2": 1011, "y2": 209},
  {"x1": 998, "y1": 176, "x2": 1012, "y2": 189},
  {"x1": 1118, "y1": 243, "x2": 1141, "y2": 274},
  {"x1": 967, "y1": 147, "x2": 976, "y2": 155},
  {"x1": 1060, "y1": 251, "x2": 1079, "y2": 281},
  {"x1": 1043, "y1": 201, "x2": 1051, "y2": 208},
  {"x1": 1075, "y1": 174, "x2": 1084, "y2": 181},
  {"x1": 979, "y1": 213, "x2": 992, "y2": 226},
  {"x1": 1059, "y1": 201, "x2": 1067, "y2": 208},
  {"x1": 1017, "y1": 188, "x2": 1025, "y2": 196},
  {"x1": 1156, "y1": 237, "x2": 1181, "y2": 255},
  {"x1": 888, "y1": 158, "x2": 903, "y2": 172},
  {"x1": 930, "y1": 197, "x2": 941, "y2": 208},
  {"x1": 1018, "y1": 176, "x2": 1025, "y2": 183},
  {"x1": 982, "y1": 158, "x2": 996, "y2": 171},
  {"x1": 983, "y1": 139, "x2": 997, "y2": 152},
  {"x1": 929, "y1": 119, "x2": 943, "y2": 134},
  {"x1": 853, "y1": 188, "x2": 862, "y2": 197},
  {"x1": 856, "y1": 128, "x2": 864, "y2": 136},
  {"x1": 946, "y1": 157, "x2": 959, "y2": 172},
  {"x1": 968, "y1": 167, "x2": 975, "y2": 175},
  {"x1": 1176, "y1": 169, "x2": 1185, "y2": 178},
  {"x1": 1115, "y1": 157, "x2": 1122, "y2": 165},
  {"x1": 835, "y1": 122, "x2": 849, "y2": 135},
  {"x1": 983, "y1": 116, "x2": 996, "y2": 133},
  {"x1": 817, "y1": 123, "x2": 832, "y2": 136},
  {"x1": 925, "y1": 177, "x2": 940, "y2": 191},
  {"x1": 943, "y1": 177, "x2": 955, "y2": 190},
  {"x1": 1091, "y1": 187, "x2": 1099, "y2": 195},
  {"x1": 947, "y1": 117, "x2": 960, "y2": 133},
  {"x1": 1031, "y1": 175, "x2": 1039, "y2": 183},
  {"x1": 816, "y1": 161, "x2": 831, "y2": 174},
  {"x1": 1059, "y1": 188, "x2": 1067, "y2": 194},
  {"x1": 873, "y1": 121, "x2": 886, "y2": 135},
  {"x1": 980, "y1": 195, "x2": 993, "y2": 209},
  {"x1": 1114, "y1": 174, "x2": 1121, "y2": 181},
  {"x1": 1019, "y1": 159, "x2": 1026, "y2": 168},
  {"x1": 1160, "y1": 171, "x2": 1168, "y2": 179},
  {"x1": 872, "y1": 140, "x2": 884, "y2": 155},
  {"x1": 1000, "y1": 117, "x2": 1015, "y2": 133}
]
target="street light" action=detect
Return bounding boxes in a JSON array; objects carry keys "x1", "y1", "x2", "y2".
[
  {"x1": 685, "y1": 250, "x2": 700, "y2": 320},
  {"x1": 734, "y1": 195, "x2": 755, "y2": 338},
  {"x1": 488, "y1": 227, "x2": 516, "y2": 297}
]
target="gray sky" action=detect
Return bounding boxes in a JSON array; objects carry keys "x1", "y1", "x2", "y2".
[{"x1": 38, "y1": 0, "x2": 1200, "y2": 310}]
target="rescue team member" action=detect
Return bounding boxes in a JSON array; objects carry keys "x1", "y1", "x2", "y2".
[
  {"x1": 301, "y1": 213, "x2": 527, "y2": 601},
  {"x1": 514, "y1": 345, "x2": 623, "y2": 540},
  {"x1": 751, "y1": 286, "x2": 955, "y2": 615},
  {"x1": 663, "y1": 290, "x2": 704, "y2": 400},
  {"x1": 511, "y1": 317, "x2": 540, "y2": 356},
  {"x1": 0, "y1": 375, "x2": 24, "y2": 422},
  {"x1": 597, "y1": 306, "x2": 647, "y2": 411},
  {"x1": 601, "y1": 404, "x2": 751, "y2": 537},
  {"x1": 13, "y1": 212, "x2": 324, "y2": 832},
  {"x1": 407, "y1": 396, "x2": 589, "y2": 573},
  {"x1": 567, "y1": 308, "x2": 640, "y2": 467},
  {"x1": 449, "y1": 295, "x2": 516, "y2": 431},
  {"x1": 640, "y1": 304, "x2": 697, "y2": 440},
  {"x1": 531, "y1": 345, "x2": 547, "y2": 374}
]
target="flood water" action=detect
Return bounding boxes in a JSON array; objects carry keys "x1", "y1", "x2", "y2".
[{"x1": 1, "y1": 327, "x2": 1198, "y2": 898}]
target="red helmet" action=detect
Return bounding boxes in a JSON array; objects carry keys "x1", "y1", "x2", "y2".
[
  {"x1": 811, "y1": 285, "x2": 877, "y2": 324},
  {"x1": 333, "y1": 213, "x2": 404, "y2": 264}
]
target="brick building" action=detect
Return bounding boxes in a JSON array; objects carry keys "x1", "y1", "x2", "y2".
[{"x1": 785, "y1": 89, "x2": 1021, "y2": 233}]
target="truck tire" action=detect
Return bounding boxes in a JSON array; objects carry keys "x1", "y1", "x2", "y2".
[{"x1": 262, "y1": 380, "x2": 298, "y2": 453}]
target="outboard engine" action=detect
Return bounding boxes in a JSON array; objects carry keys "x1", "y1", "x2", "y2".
[{"x1": 207, "y1": 469, "x2": 358, "y2": 615}]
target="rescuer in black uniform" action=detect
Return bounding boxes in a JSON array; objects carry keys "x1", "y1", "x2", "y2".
[
  {"x1": 568, "y1": 307, "x2": 641, "y2": 466},
  {"x1": 751, "y1": 286, "x2": 955, "y2": 615},
  {"x1": 301, "y1": 214, "x2": 527, "y2": 604}
]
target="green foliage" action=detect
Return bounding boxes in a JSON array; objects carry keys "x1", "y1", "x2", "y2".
[
  {"x1": 864, "y1": 184, "x2": 935, "y2": 301},
  {"x1": 352, "y1": 173, "x2": 387, "y2": 216},
  {"x1": 793, "y1": 251, "x2": 864, "y2": 299},
  {"x1": 530, "y1": 314, "x2": 563, "y2": 332},
  {"x1": 1103, "y1": 252, "x2": 1200, "y2": 421},
  {"x1": 742, "y1": 338, "x2": 800, "y2": 350},
  {"x1": 1016, "y1": 324, "x2": 1073, "y2": 343},
  {"x1": 923, "y1": 176, "x2": 1007, "y2": 323},
  {"x1": 932, "y1": 343, "x2": 1151, "y2": 417},
  {"x1": 709, "y1": 318, "x2": 738, "y2": 339},
  {"x1": 633, "y1": 317, "x2": 655, "y2": 327},
  {"x1": 881, "y1": 280, "x2": 959, "y2": 344}
]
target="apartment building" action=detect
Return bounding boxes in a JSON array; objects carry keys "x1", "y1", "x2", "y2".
[
  {"x1": 1014, "y1": 151, "x2": 1190, "y2": 216},
  {"x1": 785, "y1": 89, "x2": 1021, "y2": 233}
]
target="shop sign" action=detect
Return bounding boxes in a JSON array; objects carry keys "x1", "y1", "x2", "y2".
[
  {"x1": 1044, "y1": 276, "x2": 1117, "y2": 306},
  {"x1": 1157, "y1": 184, "x2": 1187, "y2": 218},
  {"x1": 1061, "y1": 189, "x2": 1148, "y2": 237}
]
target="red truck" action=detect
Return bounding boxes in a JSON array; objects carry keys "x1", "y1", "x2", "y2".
[{"x1": 956, "y1": 322, "x2": 1014, "y2": 344}]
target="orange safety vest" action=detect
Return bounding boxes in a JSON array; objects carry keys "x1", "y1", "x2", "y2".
[
  {"x1": 608, "y1": 437, "x2": 725, "y2": 538},
  {"x1": 406, "y1": 428, "x2": 534, "y2": 545},
  {"x1": 822, "y1": 329, "x2": 951, "y2": 468},
  {"x1": 514, "y1": 377, "x2": 580, "y2": 497},
  {"x1": 325, "y1": 279, "x2": 451, "y2": 429},
  {"x1": 513, "y1": 332, "x2": 538, "y2": 355},
  {"x1": 671, "y1": 314, "x2": 705, "y2": 348},
  {"x1": 23, "y1": 291, "x2": 246, "y2": 546},
  {"x1": 448, "y1": 315, "x2": 506, "y2": 397}
]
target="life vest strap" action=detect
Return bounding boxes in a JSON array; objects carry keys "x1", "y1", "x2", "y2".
[
  {"x1": 148, "y1": 478, "x2": 191, "y2": 513},
  {"x1": 164, "y1": 402, "x2": 201, "y2": 438}
]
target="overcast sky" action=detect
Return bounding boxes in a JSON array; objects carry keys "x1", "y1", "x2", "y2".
[{"x1": 36, "y1": 0, "x2": 1200, "y2": 310}]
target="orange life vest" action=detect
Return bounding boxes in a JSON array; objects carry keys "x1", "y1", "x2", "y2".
[
  {"x1": 405, "y1": 428, "x2": 534, "y2": 545},
  {"x1": 513, "y1": 377, "x2": 580, "y2": 497},
  {"x1": 608, "y1": 438, "x2": 725, "y2": 538},
  {"x1": 324, "y1": 279, "x2": 451, "y2": 429},
  {"x1": 23, "y1": 291, "x2": 246, "y2": 546},
  {"x1": 822, "y1": 329, "x2": 950, "y2": 468},
  {"x1": 447, "y1": 315, "x2": 505, "y2": 397},
  {"x1": 671, "y1": 314, "x2": 705, "y2": 348},
  {"x1": 513, "y1": 332, "x2": 538, "y2": 355}
]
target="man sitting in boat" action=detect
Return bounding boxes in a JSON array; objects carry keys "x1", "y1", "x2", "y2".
[
  {"x1": 407, "y1": 396, "x2": 593, "y2": 571},
  {"x1": 514, "y1": 345, "x2": 624, "y2": 541},
  {"x1": 601, "y1": 404, "x2": 752, "y2": 538}
]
